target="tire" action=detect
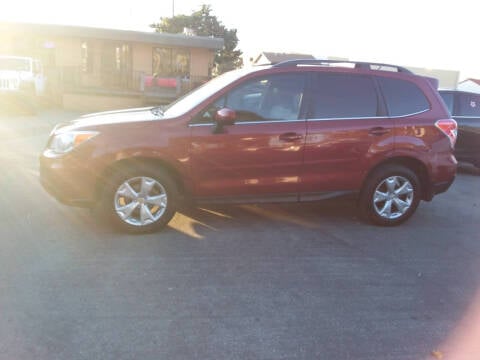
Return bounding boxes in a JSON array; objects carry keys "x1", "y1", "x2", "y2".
[
  {"x1": 102, "y1": 165, "x2": 178, "y2": 233},
  {"x1": 358, "y1": 165, "x2": 421, "y2": 226}
]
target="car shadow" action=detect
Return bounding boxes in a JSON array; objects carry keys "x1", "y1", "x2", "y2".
[
  {"x1": 79, "y1": 194, "x2": 360, "y2": 240},
  {"x1": 167, "y1": 195, "x2": 360, "y2": 239}
]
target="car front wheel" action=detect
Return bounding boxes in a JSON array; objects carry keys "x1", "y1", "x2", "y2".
[
  {"x1": 358, "y1": 165, "x2": 421, "y2": 226},
  {"x1": 103, "y1": 165, "x2": 178, "y2": 233}
]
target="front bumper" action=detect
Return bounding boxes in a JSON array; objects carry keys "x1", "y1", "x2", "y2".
[{"x1": 39, "y1": 151, "x2": 98, "y2": 208}]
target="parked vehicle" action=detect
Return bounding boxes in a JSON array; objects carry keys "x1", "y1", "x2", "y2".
[
  {"x1": 40, "y1": 60, "x2": 457, "y2": 233},
  {"x1": 439, "y1": 90, "x2": 480, "y2": 169},
  {"x1": 0, "y1": 55, "x2": 46, "y2": 113}
]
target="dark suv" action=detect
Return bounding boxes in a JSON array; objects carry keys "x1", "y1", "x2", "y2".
[
  {"x1": 439, "y1": 90, "x2": 480, "y2": 169},
  {"x1": 40, "y1": 60, "x2": 458, "y2": 233}
]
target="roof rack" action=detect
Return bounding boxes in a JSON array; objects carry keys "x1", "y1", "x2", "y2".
[{"x1": 273, "y1": 59, "x2": 413, "y2": 74}]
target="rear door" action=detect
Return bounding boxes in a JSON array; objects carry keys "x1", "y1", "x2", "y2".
[{"x1": 300, "y1": 72, "x2": 395, "y2": 198}]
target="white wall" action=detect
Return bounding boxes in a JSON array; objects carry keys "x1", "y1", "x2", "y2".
[
  {"x1": 458, "y1": 80, "x2": 480, "y2": 94},
  {"x1": 407, "y1": 67, "x2": 460, "y2": 90}
]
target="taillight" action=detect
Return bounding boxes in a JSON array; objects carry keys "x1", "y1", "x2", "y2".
[{"x1": 435, "y1": 119, "x2": 458, "y2": 148}]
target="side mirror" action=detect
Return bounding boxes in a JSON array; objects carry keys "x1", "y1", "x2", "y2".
[{"x1": 213, "y1": 108, "x2": 236, "y2": 133}]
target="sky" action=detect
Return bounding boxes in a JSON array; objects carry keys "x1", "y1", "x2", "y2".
[{"x1": 1, "y1": 0, "x2": 479, "y2": 80}]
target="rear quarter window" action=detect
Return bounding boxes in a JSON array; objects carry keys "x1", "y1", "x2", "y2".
[
  {"x1": 378, "y1": 77, "x2": 430, "y2": 117},
  {"x1": 439, "y1": 92, "x2": 454, "y2": 115}
]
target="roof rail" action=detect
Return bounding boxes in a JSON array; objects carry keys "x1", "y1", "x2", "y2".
[{"x1": 273, "y1": 59, "x2": 413, "y2": 74}]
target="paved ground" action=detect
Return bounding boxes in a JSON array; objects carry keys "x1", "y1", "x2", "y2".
[{"x1": 1, "y1": 109, "x2": 479, "y2": 360}]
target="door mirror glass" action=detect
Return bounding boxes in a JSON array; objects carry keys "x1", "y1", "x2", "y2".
[
  {"x1": 213, "y1": 108, "x2": 236, "y2": 134},
  {"x1": 215, "y1": 108, "x2": 236, "y2": 125}
]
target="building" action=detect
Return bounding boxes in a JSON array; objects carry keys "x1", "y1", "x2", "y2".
[
  {"x1": 457, "y1": 79, "x2": 480, "y2": 93},
  {"x1": 406, "y1": 66, "x2": 460, "y2": 90},
  {"x1": 0, "y1": 22, "x2": 223, "y2": 111}
]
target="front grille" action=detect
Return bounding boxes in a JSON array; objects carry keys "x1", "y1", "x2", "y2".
[{"x1": 0, "y1": 78, "x2": 20, "y2": 90}]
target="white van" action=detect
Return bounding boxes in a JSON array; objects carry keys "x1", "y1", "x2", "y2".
[{"x1": 0, "y1": 55, "x2": 46, "y2": 96}]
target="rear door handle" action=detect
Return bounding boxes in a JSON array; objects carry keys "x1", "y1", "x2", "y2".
[
  {"x1": 369, "y1": 127, "x2": 390, "y2": 136},
  {"x1": 279, "y1": 132, "x2": 303, "y2": 142}
]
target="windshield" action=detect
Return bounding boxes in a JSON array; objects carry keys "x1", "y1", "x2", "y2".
[
  {"x1": 162, "y1": 68, "x2": 258, "y2": 118},
  {"x1": 0, "y1": 57, "x2": 31, "y2": 72}
]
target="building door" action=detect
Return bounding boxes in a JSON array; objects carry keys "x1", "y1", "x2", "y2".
[{"x1": 101, "y1": 42, "x2": 131, "y2": 88}]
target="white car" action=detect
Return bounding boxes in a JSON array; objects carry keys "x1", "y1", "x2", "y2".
[{"x1": 0, "y1": 55, "x2": 46, "y2": 97}]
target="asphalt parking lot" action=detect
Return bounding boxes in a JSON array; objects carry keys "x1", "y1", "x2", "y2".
[{"x1": 1, "y1": 108, "x2": 479, "y2": 360}]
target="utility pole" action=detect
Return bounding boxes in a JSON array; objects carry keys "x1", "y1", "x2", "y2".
[{"x1": 172, "y1": 0, "x2": 175, "y2": 17}]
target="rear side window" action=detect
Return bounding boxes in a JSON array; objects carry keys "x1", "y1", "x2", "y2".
[
  {"x1": 458, "y1": 92, "x2": 480, "y2": 117},
  {"x1": 378, "y1": 77, "x2": 430, "y2": 117},
  {"x1": 309, "y1": 73, "x2": 378, "y2": 119}
]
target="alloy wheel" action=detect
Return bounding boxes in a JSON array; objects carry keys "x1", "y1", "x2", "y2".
[
  {"x1": 114, "y1": 176, "x2": 168, "y2": 226},
  {"x1": 372, "y1": 176, "x2": 414, "y2": 220}
]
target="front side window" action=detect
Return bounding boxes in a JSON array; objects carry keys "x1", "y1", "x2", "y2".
[
  {"x1": 458, "y1": 92, "x2": 480, "y2": 117},
  {"x1": 309, "y1": 73, "x2": 378, "y2": 119},
  {"x1": 378, "y1": 77, "x2": 430, "y2": 117},
  {"x1": 197, "y1": 73, "x2": 306, "y2": 123}
]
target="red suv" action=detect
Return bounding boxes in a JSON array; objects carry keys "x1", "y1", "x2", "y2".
[{"x1": 40, "y1": 60, "x2": 457, "y2": 233}]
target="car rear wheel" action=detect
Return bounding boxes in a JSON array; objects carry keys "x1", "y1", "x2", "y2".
[
  {"x1": 102, "y1": 165, "x2": 178, "y2": 233},
  {"x1": 358, "y1": 165, "x2": 421, "y2": 226}
]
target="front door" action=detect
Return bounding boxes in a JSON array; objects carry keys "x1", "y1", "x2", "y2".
[{"x1": 189, "y1": 73, "x2": 308, "y2": 200}]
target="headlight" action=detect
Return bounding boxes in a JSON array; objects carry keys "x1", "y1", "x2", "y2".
[{"x1": 48, "y1": 131, "x2": 98, "y2": 154}]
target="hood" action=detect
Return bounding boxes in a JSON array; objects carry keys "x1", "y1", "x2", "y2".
[{"x1": 55, "y1": 107, "x2": 165, "y2": 132}]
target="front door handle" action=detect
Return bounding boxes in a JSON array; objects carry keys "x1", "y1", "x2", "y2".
[
  {"x1": 279, "y1": 132, "x2": 303, "y2": 142},
  {"x1": 369, "y1": 127, "x2": 390, "y2": 136}
]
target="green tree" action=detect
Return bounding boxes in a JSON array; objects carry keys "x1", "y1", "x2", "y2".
[{"x1": 150, "y1": 4, "x2": 243, "y2": 75}]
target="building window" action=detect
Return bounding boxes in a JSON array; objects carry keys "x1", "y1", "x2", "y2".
[
  {"x1": 152, "y1": 47, "x2": 190, "y2": 78},
  {"x1": 81, "y1": 41, "x2": 93, "y2": 73}
]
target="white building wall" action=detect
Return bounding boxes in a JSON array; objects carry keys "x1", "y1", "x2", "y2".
[
  {"x1": 407, "y1": 67, "x2": 460, "y2": 90},
  {"x1": 458, "y1": 80, "x2": 480, "y2": 94}
]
